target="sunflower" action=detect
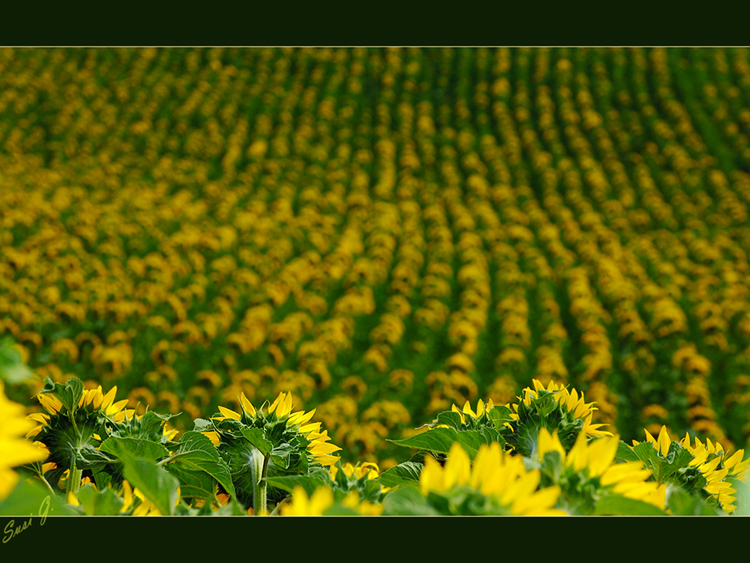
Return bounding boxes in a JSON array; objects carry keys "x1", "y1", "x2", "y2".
[
  {"x1": 679, "y1": 432, "x2": 750, "y2": 483},
  {"x1": 450, "y1": 398, "x2": 496, "y2": 425},
  {"x1": 27, "y1": 383, "x2": 132, "y2": 438},
  {"x1": 26, "y1": 377, "x2": 132, "y2": 494},
  {"x1": 280, "y1": 485, "x2": 384, "y2": 516},
  {"x1": 506, "y1": 379, "x2": 612, "y2": 457},
  {"x1": 0, "y1": 382, "x2": 49, "y2": 499},
  {"x1": 280, "y1": 485, "x2": 335, "y2": 516},
  {"x1": 208, "y1": 391, "x2": 342, "y2": 514},
  {"x1": 631, "y1": 426, "x2": 746, "y2": 513},
  {"x1": 537, "y1": 428, "x2": 666, "y2": 514},
  {"x1": 418, "y1": 441, "x2": 566, "y2": 516}
]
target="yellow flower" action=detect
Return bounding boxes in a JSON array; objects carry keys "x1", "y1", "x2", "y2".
[
  {"x1": 329, "y1": 461, "x2": 381, "y2": 481},
  {"x1": 212, "y1": 391, "x2": 341, "y2": 467},
  {"x1": 450, "y1": 398, "x2": 496, "y2": 424},
  {"x1": 120, "y1": 480, "x2": 161, "y2": 516},
  {"x1": 514, "y1": 379, "x2": 612, "y2": 438},
  {"x1": 27, "y1": 383, "x2": 132, "y2": 438},
  {"x1": 678, "y1": 431, "x2": 750, "y2": 513},
  {"x1": 420, "y1": 442, "x2": 565, "y2": 515},
  {"x1": 281, "y1": 485, "x2": 334, "y2": 516},
  {"x1": 0, "y1": 383, "x2": 49, "y2": 499},
  {"x1": 539, "y1": 428, "x2": 666, "y2": 510},
  {"x1": 341, "y1": 491, "x2": 384, "y2": 515}
]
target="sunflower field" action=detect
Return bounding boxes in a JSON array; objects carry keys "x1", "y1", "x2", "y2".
[{"x1": 2, "y1": 47, "x2": 750, "y2": 517}]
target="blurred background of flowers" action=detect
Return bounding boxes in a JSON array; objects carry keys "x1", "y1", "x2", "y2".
[{"x1": 2, "y1": 47, "x2": 750, "y2": 471}]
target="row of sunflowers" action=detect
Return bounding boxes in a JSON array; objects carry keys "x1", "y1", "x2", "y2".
[
  {"x1": 1, "y1": 366, "x2": 749, "y2": 516},
  {"x1": 2, "y1": 47, "x2": 750, "y2": 472}
]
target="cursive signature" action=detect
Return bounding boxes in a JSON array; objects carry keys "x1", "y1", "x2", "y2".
[{"x1": 2, "y1": 495, "x2": 49, "y2": 544}]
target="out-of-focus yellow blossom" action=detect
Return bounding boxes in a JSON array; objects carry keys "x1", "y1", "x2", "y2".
[
  {"x1": 0, "y1": 383, "x2": 49, "y2": 499},
  {"x1": 420, "y1": 442, "x2": 565, "y2": 515}
]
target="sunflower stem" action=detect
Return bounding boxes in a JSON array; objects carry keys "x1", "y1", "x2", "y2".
[
  {"x1": 67, "y1": 463, "x2": 82, "y2": 496},
  {"x1": 38, "y1": 473, "x2": 56, "y2": 496},
  {"x1": 248, "y1": 447, "x2": 269, "y2": 516}
]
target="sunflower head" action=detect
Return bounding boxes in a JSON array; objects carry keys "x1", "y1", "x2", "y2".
[
  {"x1": 416, "y1": 441, "x2": 565, "y2": 516},
  {"x1": 207, "y1": 391, "x2": 341, "y2": 508},
  {"x1": 105, "y1": 409, "x2": 180, "y2": 446},
  {"x1": 329, "y1": 460, "x2": 389, "y2": 503},
  {"x1": 536, "y1": 428, "x2": 666, "y2": 515},
  {"x1": 506, "y1": 379, "x2": 612, "y2": 458},
  {"x1": 434, "y1": 398, "x2": 515, "y2": 432},
  {"x1": 0, "y1": 382, "x2": 49, "y2": 499},
  {"x1": 630, "y1": 426, "x2": 739, "y2": 513},
  {"x1": 26, "y1": 377, "x2": 130, "y2": 488}
]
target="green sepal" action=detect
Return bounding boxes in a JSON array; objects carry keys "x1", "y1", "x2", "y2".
[
  {"x1": 432, "y1": 411, "x2": 465, "y2": 429},
  {"x1": 106, "y1": 410, "x2": 178, "y2": 446},
  {"x1": 36, "y1": 377, "x2": 84, "y2": 414},
  {"x1": 486, "y1": 405, "x2": 515, "y2": 429},
  {"x1": 615, "y1": 440, "x2": 640, "y2": 462},
  {"x1": 192, "y1": 418, "x2": 214, "y2": 432},
  {"x1": 631, "y1": 440, "x2": 703, "y2": 488}
]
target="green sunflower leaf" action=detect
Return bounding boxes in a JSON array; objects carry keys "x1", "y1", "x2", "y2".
[
  {"x1": 665, "y1": 485, "x2": 726, "y2": 515},
  {"x1": 76, "y1": 483, "x2": 125, "y2": 515},
  {"x1": 163, "y1": 466, "x2": 216, "y2": 502},
  {"x1": 119, "y1": 455, "x2": 180, "y2": 516},
  {"x1": 74, "y1": 444, "x2": 118, "y2": 470},
  {"x1": 378, "y1": 461, "x2": 423, "y2": 488},
  {"x1": 239, "y1": 428, "x2": 274, "y2": 456},
  {"x1": 382, "y1": 485, "x2": 440, "y2": 516},
  {"x1": 0, "y1": 477, "x2": 79, "y2": 517},
  {"x1": 733, "y1": 478, "x2": 750, "y2": 515},
  {"x1": 164, "y1": 431, "x2": 235, "y2": 498},
  {"x1": 99, "y1": 436, "x2": 170, "y2": 462},
  {"x1": 387, "y1": 427, "x2": 498, "y2": 459},
  {"x1": 264, "y1": 474, "x2": 332, "y2": 497},
  {"x1": 594, "y1": 493, "x2": 666, "y2": 516}
]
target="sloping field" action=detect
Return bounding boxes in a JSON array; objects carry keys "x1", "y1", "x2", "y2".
[{"x1": 2, "y1": 47, "x2": 750, "y2": 470}]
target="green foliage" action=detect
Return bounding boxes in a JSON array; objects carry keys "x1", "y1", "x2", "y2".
[
  {"x1": 389, "y1": 427, "x2": 505, "y2": 460},
  {"x1": 75, "y1": 484, "x2": 125, "y2": 515},
  {"x1": 4, "y1": 371, "x2": 748, "y2": 517},
  {"x1": 629, "y1": 441, "x2": 708, "y2": 492},
  {"x1": 594, "y1": 493, "x2": 666, "y2": 516},
  {"x1": 164, "y1": 431, "x2": 236, "y2": 501},
  {"x1": 118, "y1": 454, "x2": 180, "y2": 516},
  {"x1": 665, "y1": 485, "x2": 727, "y2": 516},
  {"x1": 0, "y1": 337, "x2": 34, "y2": 385},
  {"x1": 378, "y1": 461, "x2": 423, "y2": 488},
  {"x1": 382, "y1": 486, "x2": 440, "y2": 516},
  {"x1": 0, "y1": 478, "x2": 79, "y2": 517}
]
